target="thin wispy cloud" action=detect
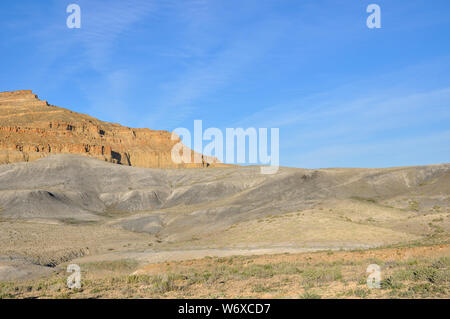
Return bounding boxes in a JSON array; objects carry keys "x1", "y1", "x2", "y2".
[
  {"x1": 75, "y1": 0, "x2": 157, "y2": 71},
  {"x1": 234, "y1": 56, "x2": 450, "y2": 168},
  {"x1": 146, "y1": 15, "x2": 290, "y2": 128},
  {"x1": 295, "y1": 129, "x2": 450, "y2": 169},
  {"x1": 28, "y1": 0, "x2": 158, "y2": 123},
  {"x1": 32, "y1": 0, "x2": 156, "y2": 69}
]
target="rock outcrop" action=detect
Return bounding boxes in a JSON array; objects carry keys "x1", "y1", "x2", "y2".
[{"x1": 0, "y1": 90, "x2": 221, "y2": 168}]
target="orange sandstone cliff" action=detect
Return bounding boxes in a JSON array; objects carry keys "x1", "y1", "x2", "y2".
[{"x1": 0, "y1": 90, "x2": 221, "y2": 168}]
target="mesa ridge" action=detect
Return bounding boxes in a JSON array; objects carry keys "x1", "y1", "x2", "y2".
[{"x1": 0, "y1": 90, "x2": 220, "y2": 168}]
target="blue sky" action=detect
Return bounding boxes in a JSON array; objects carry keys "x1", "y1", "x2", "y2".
[{"x1": 1, "y1": 0, "x2": 449, "y2": 168}]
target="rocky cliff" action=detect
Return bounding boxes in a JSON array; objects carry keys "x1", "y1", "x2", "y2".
[{"x1": 0, "y1": 90, "x2": 221, "y2": 168}]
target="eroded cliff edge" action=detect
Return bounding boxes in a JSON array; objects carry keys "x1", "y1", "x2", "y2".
[{"x1": 0, "y1": 90, "x2": 220, "y2": 168}]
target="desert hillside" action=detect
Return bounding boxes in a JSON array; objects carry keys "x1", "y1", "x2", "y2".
[
  {"x1": 0, "y1": 90, "x2": 219, "y2": 168},
  {"x1": 0, "y1": 154, "x2": 448, "y2": 284}
]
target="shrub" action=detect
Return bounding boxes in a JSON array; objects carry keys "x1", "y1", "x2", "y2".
[
  {"x1": 300, "y1": 291, "x2": 321, "y2": 299},
  {"x1": 151, "y1": 274, "x2": 177, "y2": 293},
  {"x1": 301, "y1": 266, "x2": 342, "y2": 286}
]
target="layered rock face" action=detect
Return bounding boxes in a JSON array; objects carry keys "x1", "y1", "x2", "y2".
[{"x1": 0, "y1": 90, "x2": 221, "y2": 168}]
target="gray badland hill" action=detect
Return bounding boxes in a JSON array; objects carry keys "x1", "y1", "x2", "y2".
[{"x1": 0, "y1": 154, "x2": 448, "y2": 241}]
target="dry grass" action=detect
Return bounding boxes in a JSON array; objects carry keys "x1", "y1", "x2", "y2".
[
  {"x1": 1, "y1": 242, "x2": 448, "y2": 299},
  {"x1": 158, "y1": 199, "x2": 450, "y2": 250}
]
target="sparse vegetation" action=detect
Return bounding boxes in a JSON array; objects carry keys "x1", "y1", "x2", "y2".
[
  {"x1": 1, "y1": 244, "x2": 447, "y2": 299},
  {"x1": 82, "y1": 259, "x2": 139, "y2": 273},
  {"x1": 301, "y1": 266, "x2": 342, "y2": 286},
  {"x1": 408, "y1": 200, "x2": 420, "y2": 212},
  {"x1": 300, "y1": 291, "x2": 321, "y2": 299}
]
